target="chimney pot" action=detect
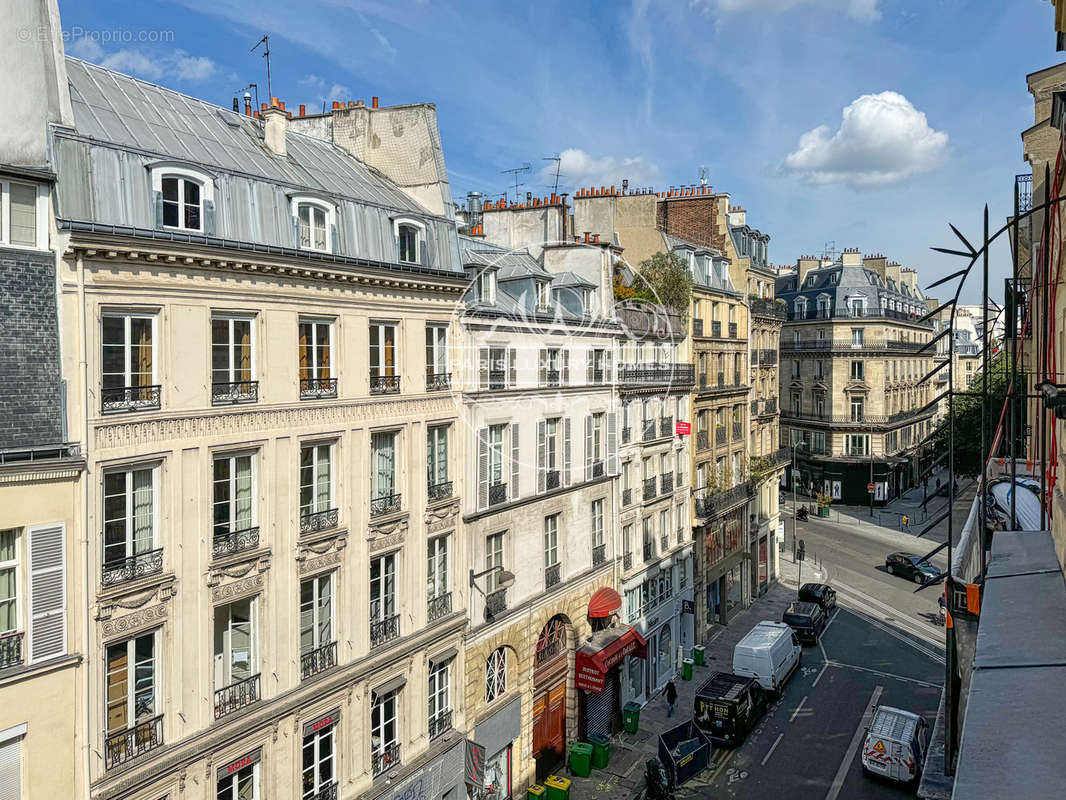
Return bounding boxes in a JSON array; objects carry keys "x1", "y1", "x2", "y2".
[
  {"x1": 270, "y1": 97, "x2": 279, "y2": 108},
  {"x1": 372, "y1": 96, "x2": 379, "y2": 108},
  {"x1": 348, "y1": 101, "x2": 356, "y2": 108},
  {"x1": 584, "y1": 232, "x2": 590, "y2": 243},
  {"x1": 332, "y1": 101, "x2": 341, "y2": 110},
  {"x1": 278, "y1": 100, "x2": 286, "y2": 111},
  {"x1": 299, "y1": 104, "x2": 306, "y2": 116}
]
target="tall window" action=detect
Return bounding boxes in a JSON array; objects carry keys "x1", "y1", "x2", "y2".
[
  {"x1": 478, "y1": 424, "x2": 506, "y2": 509},
  {"x1": 847, "y1": 434, "x2": 869, "y2": 456},
  {"x1": 813, "y1": 431, "x2": 826, "y2": 453},
  {"x1": 212, "y1": 453, "x2": 255, "y2": 537},
  {"x1": 0, "y1": 529, "x2": 16, "y2": 635},
  {"x1": 428, "y1": 659, "x2": 451, "y2": 735},
  {"x1": 485, "y1": 532, "x2": 505, "y2": 594},
  {"x1": 371, "y1": 431, "x2": 398, "y2": 502},
  {"x1": 623, "y1": 524, "x2": 633, "y2": 558},
  {"x1": 427, "y1": 536, "x2": 449, "y2": 601},
  {"x1": 161, "y1": 175, "x2": 202, "y2": 231},
  {"x1": 296, "y1": 202, "x2": 329, "y2": 252},
  {"x1": 370, "y1": 553, "x2": 397, "y2": 625},
  {"x1": 427, "y1": 426, "x2": 449, "y2": 493},
  {"x1": 591, "y1": 500, "x2": 604, "y2": 548},
  {"x1": 398, "y1": 224, "x2": 419, "y2": 263},
  {"x1": 105, "y1": 633, "x2": 156, "y2": 740},
  {"x1": 299, "y1": 443, "x2": 333, "y2": 520},
  {"x1": 103, "y1": 466, "x2": 156, "y2": 571},
  {"x1": 850, "y1": 360, "x2": 864, "y2": 380},
  {"x1": 214, "y1": 597, "x2": 256, "y2": 689},
  {"x1": 544, "y1": 515, "x2": 559, "y2": 567},
  {"x1": 536, "y1": 281, "x2": 551, "y2": 310},
  {"x1": 476, "y1": 271, "x2": 497, "y2": 304},
  {"x1": 425, "y1": 324, "x2": 448, "y2": 383},
  {"x1": 372, "y1": 687, "x2": 400, "y2": 774},
  {"x1": 485, "y1": 647, "x2": 507, "y2": 702},
  {"x1": 300, "y1": 573, "x2": 334, "y2": 659},
  {"x1": 851, "y1": 327, "x2": 865, "y2": 347},
  {"x1": 212, "y1": 316, "x2": 255, "y2": 401},
  {"x1": 299, "y1": 320, "x2": 333, "y2": 395},
  {"x1": 1, "y1": 180, "x2": 40, "y2": 247},
  {"x1": 369, "y1": 322, "x2": 398, "y2": 385},
  {"x1": 301, "y1": 717, "x2": 336, "y2": 800},
  {"x1": 101, "y1": 313, "x2": 156, "y2": 410},
  {"x1": 850, "y1": 397, "x2": 865, "y2": 422},
  {"x1": 217, "y1": 755, "x2": 259, "y2": 800}
]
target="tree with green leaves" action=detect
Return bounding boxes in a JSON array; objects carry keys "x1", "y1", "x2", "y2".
[{"x1": 630, "y1": 251, "x2": 694, "y2": 316}]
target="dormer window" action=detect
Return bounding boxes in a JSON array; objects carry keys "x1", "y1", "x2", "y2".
[
  {"x1": 536, "y1": 281, "x2": 550, "y2": 311},
  {"x1": 476, "y1": 271, "x2": 496, "y2": 305},
  {"x1": 394, "y1": 218, "x2": 426, "y2": 265},
  {"x1": 291, "y1": 197, "x2": 336, "y2": 253},
  {"x1": 794, "y1": 298, "x2": 807, "y2": 317},
  {"x1": 582, "y1": 288, "x2": 592, "y2": 313},
  {"x1": 151, "y1": 164, "x2": 214, "y2": 234}
]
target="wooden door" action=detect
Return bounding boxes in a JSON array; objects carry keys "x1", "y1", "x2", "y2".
[
  {"x1": 532, "y1": 694, "x2": 547, "y2": 757},
  {"x1": 547, "y1": 682, "x2": 566, "y2": 756}
]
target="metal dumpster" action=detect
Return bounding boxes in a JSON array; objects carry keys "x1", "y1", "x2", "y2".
[{"x1": 657, "y1": 719, "x2": 713, "y2": 787}]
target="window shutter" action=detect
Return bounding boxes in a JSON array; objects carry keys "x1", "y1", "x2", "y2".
[
  {"x1": 607, "y1": 412, "x2": 618, "y2": 476},
  {"x1": 479, "y1": 348, "x2": 489, "y2": 390},
  {"x1": 0, "y1": 736, "x2": 20, "y2": 800},
  {"x1": 204, "y1": 198, "x2": 217, "y2": 237},
  {"x1": 394, "y1": 235, "x2": 401, "y2": 262},
  {"x1": 508, "y1": 348, "x2": 517, "y2": 387},
  {"x1": 538, "y1": 350, "x2": 547, "y2": 385},
  {"x1": 584, "y1": 415, "x2": 593, "y2": 481},
  {"x1": 537, "y1": 421, "x2": 546, "y2": 493},
  {"x1": 605, "y1": 350, "x2": 613, "y2": 383},
  {"x1": 28, "y1": 524, "x2": 66, "y2": 663},
  {"x1": 330, "y1": 223, "x2": 339, "y2": 255},
  {"x1": 477, "y1": 430, "x2": 489, "y2": 510},
  {"x1": 562, "y1": 418, "x2": 571, "y2": 486},
  {"x1": 562, "y1": 351, "x2": 570, "y2": 385},
  {"x1": 510, "y1": 424, "x2": 520, "y2": 500},
  {"x1": 152, "y1": 190, "x2": 164, "y2": 230},
  {"x1": 586, "y1": 351, "x2": 593, "y2": 383}
]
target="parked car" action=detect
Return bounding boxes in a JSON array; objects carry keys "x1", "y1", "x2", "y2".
[
  {"x1": 732, "y1": 621, "x2": 802, "y2": 694},
  {"x1": 781, "y1": 601, "x2": 827, "y2": 645},
  {"x1": 693, "y1": 671, "x2": 769, "y2": 747},
  {"x1": 861, "y1": 705, "x2": 929, "y2": 785},
  {"x1": 798, "y1": 582, "x2": 837, "y2": 613},
  {"x1": 885, "y1": 552, "x2": 941, "y2": 584}
]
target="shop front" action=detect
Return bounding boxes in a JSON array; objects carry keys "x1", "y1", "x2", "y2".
[
  {"x1": 702, "y1": 507, "x2": 748, "y2": 627},
  {"x1": 377, "y1": 736, "x2": 466, "y2": 800},
  {"x1": 470, "y1": 696, "x2": 521, "y2": 800},
  {"x1": 575, "y1": 625, "x2": 647, "y2": 739}
]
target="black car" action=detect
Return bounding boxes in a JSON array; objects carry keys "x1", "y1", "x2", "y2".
[
  {"x1": 885, "y1": 551, "x2": 942, "y2": 584},
  {"x1": 781, "y1": 601, "x2": 827, "y2": 645},
  {"x1": 798, "y1": 582, "x2": 837, "y2": 613}
]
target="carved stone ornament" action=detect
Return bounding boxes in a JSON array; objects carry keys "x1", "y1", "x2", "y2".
[
  {"x1": 368, "y1": 514, "x2": 409, "y2": 540},
  {"x1": 298, "y1": 550, "x2": 342, "y2": 576},
  {"x1": 210, "y1": 572, "x2": 264, "y2": 602},
  {"x1": 207, "y1": 551, "x2": 271, "y2": 589},
  {"x1": 95, "y1": 575, "x2": 176, "y2": 621},
  {"x1": 425, "y1": 499, "x2": 459, "y2": 533},
  {"x1": 101, "y1": 603, "x2": 168, "y2": 639},
  {"x1": 368, "y1": 528, "x2": 406, "y2": 553}
]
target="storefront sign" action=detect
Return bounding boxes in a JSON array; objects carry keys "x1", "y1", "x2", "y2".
[
  {"x1": 465, "y1": 740, "x2": 485, "y2": 786},
  {"x1": 302, "y1": 708, "x2": 340, "y2": 738},
  {"x1": 216, "y1": 748, "x2": 261, "y2": 782},
  {"x1": 675, "y1": 421, "x2": 691, "y2": 435},
  {"x1": 681, "y1": 599, "x2": 695, "y2": 615},
  {"x1": 776, "y1": 520, "x2": 785, "y2": 544},
  {"x1": 575, "y1": 626, "x2": 648, "y2": 693}
]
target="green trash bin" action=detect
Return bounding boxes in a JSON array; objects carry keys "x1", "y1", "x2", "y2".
[
  {"x1": 693, "y1": 645, "x2": 705, "y2": 666},
  {"x1": 545, "y1": 774, "x2": 572, "y2": 800},
  {"x1": 623, "y1": 701, "x2": 641, "y2": 733},
  {"x1": 569, "y1": 742, "x2": 592, "y2": 778},
  {"x1": 588, "y1": 733, "x2": 611, "y2": 769},
  {"x1": 682, "y1": 657, "x2": 694, "y2": 681},
  {"x1": 528, "y1": 785, "x2": 547, "y2": 800}
]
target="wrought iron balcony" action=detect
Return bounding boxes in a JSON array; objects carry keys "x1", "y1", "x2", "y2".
[
  {"x1": 544, "y1": 563, "x2": 561, "y2": 588},
  {"x1": 693, "y1": 480, "x2": 755, "y2": 518},
  {"x1": 545, "y1": 469, "x2": 561, "y2": 491},
  {"x1": 211, "y1": 380, "x2": 258, "y2": 405},
  {"x1": 370, "y1": 373, "x2": 401, "y2": 394},
  {"x1": 101, "y1": 384, "x2": 161, "y2": 414},
  {"x1": 104, "y1": 715, "x2": 164, "y2": 770},
  {"x1": 643, "y1": 541, "x2": 655, "y2": 562},
  {"x1": 642, "y1": 420, "x2": 656, "y2": 441},
  {"x1": 0, "y1": 632, "x2": 23, "y2": 670},
  {"x1": 592, "y1": 460, "x2": 605, "y2": 479},
  {"x1": 733, "y1": 422, "x2": 743, "y2": 441},
  {"x1": 717, "y1": 371, "x2": 726, "y2": 387},
  {"x1": 660, "y1": 416, "x2": 673, "y2": 437},
  {"x1": 643, "y1": 477, "x2": 657, "y2": 501},
  {"x1": 729, "y1": 322, "x2": 738, "y2": 338},
  {"x1": 542, "y1": 369, "x2": 561, "y2": 387},
  {"x1": 214, "y1": 673, "x2": 261, "y2": 719},
  {"x1": 697, "y1": 431, "x2": 710, "y2": 451},
  {"x1": 300, "y1": 507, "x2": 339, "y2": 535},
  {"x1": 619, "y1": 364, "x2": 695, "y2": 387},
  {"x1": 758, "y1": 349, "x2": 778, "y2": 365},
  {"x1": 748, "y1": 295, "x2": 788, "y2": 320},
  {"x1": 487, "y1": 369, "x2": 506, "y2": 390},
  {"x1": 762, "y1": 399, "x2": 778, "y2": 415},
  {"x1": 711, "y1": 321, "x2": 722, "y2": 337},
  {"x1": 212, "y1": 526, "x2": 260, "y2": 559},
  {"x1": 693, "y1": 318, "x2": 704, "y2": 337},
  {"x1": 677, "y1": 526, "x2": 686, "y2": 545},
  {"x1": 622, "y1": 487, "x2": 632, "y2": 506},
  {"x1": 372, "y1": 742, "x2": 401, "y2": 777},
  {"x1": 370, "y1": 493, "x2": 402, "y2": 517},
  {"x1": 661, "y1": 472, "x2": 674, "y2": 493},
  {"x1": 622, "y1": 425, "x2": 631, "y2": 444},
  {"x1": 485, "y1": 588, "x2": 507, "y2": 620},
  {"x1": 101, "y1": 547, "x2": 163, "y2": 588},
  {"x1": 429, "y1": 709, "x2": 453, "y2": 739},
  {"x1": 623, "y1": 552, "x2": 633, "y2": 570},
  {"x1": 300, "y1": 641, "x2": 338, "y2": 680},
  {"x1": 488, "y1": 482, "x2": 507, "y2": 507},
  {"x1": 370, "y1": 614, "x2": 400, "y2": 648},
  {"x1": 306, "y1": 784, "x2": 338, "y2": 800},
  {"x1": 589, "y1": 369, "x2": 605, "y2": 384},
  {"x1": 698, "y1": 372, "x2": 708, "y2": 388},
  {"x1": 428, "y1": 480, "x2": 453, "y2": 501},
  {"x1": 716, "y1": 427, "x2": 727, "y2": 445},
  {"x1": 592, "y1": 544, "x2": 606, "y2": 566},
  {"x1": 660, "y1": 534, "x2": 669, "y2": 552},
  {"x1": 426, "y1": 372, "x2": 451, "y2": 392},
  {"x1": 427, "y1": 591, "x2": 452, "y2": 622},
  {"x1": 300, "y1": 377, "x2": 338, "y2": 400}
]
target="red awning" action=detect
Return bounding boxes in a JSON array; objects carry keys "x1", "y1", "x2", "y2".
[
  {"x1": 575, "y1": 626, "x2": 648, "y2": 693},
  {"x1": 588, "y1": 587, "x2": 623, "y2": 619}
]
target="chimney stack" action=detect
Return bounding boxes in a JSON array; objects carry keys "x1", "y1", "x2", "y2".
[
  {"x1": 372, "y1": 96, "x2": 379, "y2": 109},
  {"x1": 263, "y1": 105, "x2": 288, "y2": 157},
  {"x1": 796, "y1": 255, "x2": 820, "y2": 286}
]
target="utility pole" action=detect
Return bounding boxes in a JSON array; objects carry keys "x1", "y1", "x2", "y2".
[{"x1": 252, "y1": 35, "x2": 272, "y2": 105}]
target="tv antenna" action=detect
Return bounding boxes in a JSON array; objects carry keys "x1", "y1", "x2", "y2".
[
  {"x1": 543, "y1": 155, "x2": 563, "y2": 194},
  {"x1": 698, "y1": 166, "x2": 708, "y2": 187},
  {"x1": 236, "y1": 83, "x2": 259, "y2": 115},
  {"x1": 822, "y1": 240, "x2": 838, "y2": 260},
  {"x1": 252, "y1": 35, "x2": 272, "y2": 106},
  {"x1": 501, "y1": 163, "x2": 531, "y2": 203}
]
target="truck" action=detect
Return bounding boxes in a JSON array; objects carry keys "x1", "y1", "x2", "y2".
[
  {"x1": 693, "y1": 671, "x2": 768, "y2": 746},
  {"x1": 861, "y1": 705, "x2": 929, "y2": 784}
]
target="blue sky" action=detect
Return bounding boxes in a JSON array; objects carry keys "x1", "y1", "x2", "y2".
[{"x1": 59, "y1": 0, "x2": 1059, "y2": 300}]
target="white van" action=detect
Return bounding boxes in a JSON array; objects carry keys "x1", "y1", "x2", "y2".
[
  {"x1": 861, "y1": 706, "x2": 928, "y2": 784},
  {"x1": 731, "y1": 621, "x2": 802, "y2": 694}
]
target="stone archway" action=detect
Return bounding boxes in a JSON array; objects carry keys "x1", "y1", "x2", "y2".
[{"x1": 532, "y1": 614, "x2": 572, "y2": 783}]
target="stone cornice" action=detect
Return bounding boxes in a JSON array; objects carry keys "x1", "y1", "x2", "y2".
[{"x1": 0, "y1": 459, "x2": 85, "y2": 484}]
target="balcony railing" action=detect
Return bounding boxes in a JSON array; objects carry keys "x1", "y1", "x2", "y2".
[
  {"x1": 370, "y1": 614, "x2": 400, "y2": 648},
  {"x1": 428, "y1": 480, "x2": 453, "y2": 501},
  {"x1": 101, "y1": 384, "x2": 161, "y2": 414},
  {"x1": 212, "y1": 526, "x2": 260, "y2": 559},
  {"x1": 104, "y1": 715, "x2": 164, "y2": 770},
  {"x1": 622, "y1": 426, "x2": 631, "y2": 444},
  {"x1": 300, "y1": 507, "x2": 339, "y2": 535},
  {"x1": 370, "y1": 493, "x2": 402, "y2": 517},
  {"x1": 787, "y1": 306, "x2": 933, "y2": 327},
  {"x1": 693, "y1": 318, "x2": 704, "y2": 337},
  {"x1": 306, "y1": 784, "x2": 338, "y2": 800},
  {"x1": 592, "y1": 543, "x2": 606, "y2": 566},
  {"x1": 546, "y1": 470, "x2": 561, "y2": 491},
  {"x1": 372, "y1": 742, "x2": 401, "y2": 777},
  {"x1": 780, "y1": 407, "x2": 934, "y2": 426},
  {"x1": 717, "y1": 371, "x2": 725, "y2": 387},
  {"x1": 489, "y1": 482, "x2": 507, "y2": 506},
  {"x1": 716, "y1": 427, "x2": 727, "y2": 445},
  {"x1": 0, "y1": 632, "x2": 23, "y2": 670},
  {"x1": 214, "y1": 673, "x2": 261, "y2": 719},
  {"x1": 429, "y1": 709, "x2": 453, "y2": 739},
  {"x1": 545, "y1": 563, "x2": 561, "y2": 589},
  {"x1": 728, "y1": 322, "x2": 738, "y2": 338},
  {"x1": 643, "y1": 541, "x2": 655, "y2": 562},
  {"x1": 761, "y1": 399, "x2": 778, "y2": 415},
  {"x1": 660, "y1": 416, "x2": 673, "y2": 438},
  {"x1": 781, "y1": 338, "x2": 927, "y2": 353},
  {"x1": 300, "y1": 377, "x2": 338, "y2": 400},
  {"x1": 370, "y1": 373, "x2": 401, "y2": 394},
  {"x1": 426, "y1": 372, "x2": 451, "y2": 392},
  {"x1": 622, "y1": 487, "x2": 632, "y2": 506},
  {"x1": 101, "y1": 547, "x2": 163, "y2": 588},
  {"x1": 758, "y1": 349, "x2": 777, "y2": 366},
  {"x1": 698, "y1": 372, "x2": 708, "y2": 388},
  {"x1": 733, "y1": 422, "x2": 743, "y2": 440},
  {"x1": 623, "y1": 552, "x2": 633, "y2": 570},
  {"x1": 592, "y1": 460, "x2": 605, "y2": 479},
  {"x1": 541, "y1": 369, "x2": 561, "y2": 387},
  {"x1": 643, "y1": 477, "x2": 657, "y2": 501},
  {"x1": 697, "y1": 431, "x2": 710, "y2": 451},
  {"x1": 427, "y1": 591, "x2": 452, "y2": 622},
  {"x1": 693, "y1": 480, "x2": 755, "y2": 518},
  {"x1": 619, "y1": 364, "x2": 696, "y2": 387},
  {"x1": 661, "y1": 472, "x2": 674, "y2": 493},
  {"x1": 588, "y1": 369, "x2": 605, "y2": 384},
  {"x1": 211, "y1": 380, "x2": 258, "y2": 405},
  {"x1": 642, "y1": 421, "x2": 657, "y2": 441},
  {"x1": 660, "y1": 534, "x2": 669, "y2": 552},
  {"x1": 300, "y1": 641, "x2": 338, "y2": 680},
  {"x1": 487, "y1": 369, "x2": 506, "y2": 390},
  {"x1": 748, "y1": 295, "x2": 788, "y2": 320},
  {"x1": 711, "y1": 321, "x2": 722, "y2": 338},
  {"x1": 485, "y1": 588, "x2": 507, "y2": 620}
]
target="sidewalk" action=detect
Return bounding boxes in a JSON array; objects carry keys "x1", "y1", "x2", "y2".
[{"x1": 563, "y1": 558, "x2": 825, "y2": 798}]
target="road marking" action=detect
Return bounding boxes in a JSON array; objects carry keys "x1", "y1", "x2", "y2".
[
  {"x1": 812, "y1": 662, "x2": 829, "y2": 687},
  {"x1": 761, "y1": 732, "x2": 784, "y2": 766},
  {"x1": 825, "y1": 685, "x2": 883, "y2": 800},
  {"x1": 818, "y1": 608, "x2": 838, "y2": 661},
  {"x1": 833, "y1": 579, "x2": 944, "y2": 647},
  {"x1": 844, "y1": 606, "x2": 946, "y2": 665},
  {"x1": 826, "y1": 660, "x2": 942, "y2": 688},
  {"x1": 834, "y1": 590, "x2": 946, "y2": 658},
  {"x1": 790, "y1": 695, "x2": 809, "y2": 722},
  {"x1": 709, "y1": 747, "x2": 736, "y2": 785}
]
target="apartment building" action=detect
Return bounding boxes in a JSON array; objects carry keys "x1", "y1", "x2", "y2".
[
  {"x1": 34, "y1": 34, "x2": 476, "y2": 800},
  {"x1": 775, "y1": 251, "x2": 937, "y2": 505},
  {"x1": 457, "y1": 227, "x2": 622, "y2": 790}
]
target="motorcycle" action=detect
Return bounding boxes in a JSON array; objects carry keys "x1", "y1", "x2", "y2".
[{"x1": 797, "y1": 506, "x2": 809, "y2": 521}]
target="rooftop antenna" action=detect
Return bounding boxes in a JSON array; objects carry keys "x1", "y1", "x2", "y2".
[
  {"x1": 236, "y1": 83, "x2": 259, "y2": 116},
  {"x1": 251, "y1": 35, "x2": 272, "y2": 106},
  {"x1": 698, "y1": 166, "x2": 708, "y2": 187},
  {"x1": 822, "y1": 240, "x2": 838, "y2": 260},
  {"x1": 501, "y1": 163, "x2": 531, "y2": 203},
  {"x1": 543, "y1": 155, "x2": 563, "y2": 195}
]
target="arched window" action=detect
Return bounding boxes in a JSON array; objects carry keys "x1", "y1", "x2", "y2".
[
  {"x1": 535, "y1": 617, "x2": 567, "y2": 669},
  {"x1": 793, "y1": 297, "x2": 807, "y2": 317},
  {"x1": 485, "y1": 647, "x2": 507, "y2": 702},
  {"x1": 394, "y1": 217, "x2": 427, "y2": 265},
  {"x1": 150, "y1": 164, "x2": 214, "y2": 233},
  {"x1": 291, "y1": 196, "x2": 336, "y2": 253}
]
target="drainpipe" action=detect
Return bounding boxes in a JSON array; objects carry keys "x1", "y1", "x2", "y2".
[{"x1": 78, "y1": 250, "x2": 92, "y2": 795}]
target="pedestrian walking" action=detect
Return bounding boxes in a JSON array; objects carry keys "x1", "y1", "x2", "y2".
[
  {"x1": 664, "y1": 680, "x2": 678, "y2": 718},
  {"x1": 938, "y1": 593, "x2": 947, "y2": 626}
]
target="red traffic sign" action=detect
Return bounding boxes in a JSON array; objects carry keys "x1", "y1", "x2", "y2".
[
  {"x1": 675, "y1": 421, "x2": 691, "y2": 436},
  {"x1": 867, "y1": 482, "x2": 875, "y2": 492}
]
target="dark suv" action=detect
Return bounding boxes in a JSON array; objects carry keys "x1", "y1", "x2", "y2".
[
  {"x1": 781, "y1": 601, "x2": 827, "y2": 645},
  {"x1": 885, "y1": 552, "x2": 941, "y2": 585},
  {"x1": 798, "y1": 582, "x2": 837, "y2": 613}
]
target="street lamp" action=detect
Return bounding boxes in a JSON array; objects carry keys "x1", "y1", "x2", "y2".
[{"x1": 469, "y1": 565, "x2": 516, "y2": 595}]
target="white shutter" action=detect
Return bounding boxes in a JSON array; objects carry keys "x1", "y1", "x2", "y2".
[
  {"x1": 607, "y1": 412, "x2": 618, "y2": 476},
  {"x1": 605, "y1": 350, "x2": 613, "y2": 383},
  {"x1": 585, "y1": 351, "x2": 593, "y2": 383},
  {"x1": 479, "y1": 347, "x2": 489, "y2": 390},
  {"x1": 508, "y1": 348, "x2": 517, "y2": 388},
  {"x1": 0, "y1": 735, "x2": 21, "y2": 800},
  {"x1": 28, "y1": 524, "x2": 66, "y2": 663},
  {"x1": 562, "y1": 418, "x2": 572, "y2": 486},
  {"x1": 562, "y1": 351, "x2": 570, "y2": 385},
  {"x1": 477, "y1": 430, "x2": 489, "y2": 510},
  {"x1": 537, "y1": 421, "x2": 547, "y2": 494},
  {"x1": 584, "y1": 416, "x2": 593, "y2": 481},
  {"x1": 538, "y1": 350, "x2": 547, "y2": 385},
  {"x1": 510, "y1": 424, "x2": 520, "y2": 500}
]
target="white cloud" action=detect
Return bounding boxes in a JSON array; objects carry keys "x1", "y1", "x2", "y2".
[
  {"x1": 782, "y1": 91, "x2": 948, "y2": 187},
  {"x1": 551, "y1": 148, "x2": 660, "y2": 191},
  {"x1": 71, "y1": 43, "x2": 217, "y2": 83},
  {"x1": 696, "y1": 0, "x2": 880, "y2": 22},
  {"x1": 300, "y1": 74, "x2": 353, "y2": 107},
  {"x1": 67, "y1": 36, "x2": 103, "y2": 61}
]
